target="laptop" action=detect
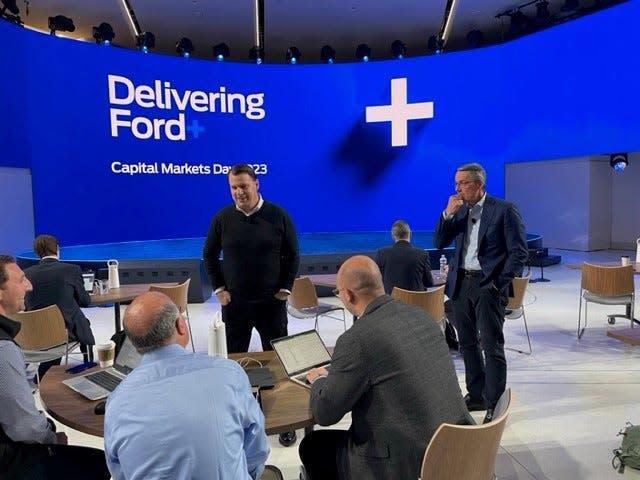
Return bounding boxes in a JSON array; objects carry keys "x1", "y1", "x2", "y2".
[
  {"x1": 63, "y1": 337, "x2": 141, "y2": 400},
  {"x1": 270, "y1": 330, "x2": 332, "y2": 388}
]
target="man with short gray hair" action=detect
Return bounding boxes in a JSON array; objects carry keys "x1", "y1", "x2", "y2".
[
  {"x1": 375, "y1": 219, "x2": 434, "y2": 294},
  {"x1": 104, "y1": 291, "x2": 269, "y2": 480}
]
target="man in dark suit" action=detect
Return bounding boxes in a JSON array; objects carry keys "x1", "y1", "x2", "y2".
[
  {"x1": 298, "y1": 255, "x2": 472, "y2": 480},
  {"x1": 24, "y1": 234, "x2": 95, "y2": 377},
  {"x1": 434, "y1": 163, "x2": 527, "y2": 424},
  {"x1": 375, "y1": 219, "x2": 433, "y2": 294}
]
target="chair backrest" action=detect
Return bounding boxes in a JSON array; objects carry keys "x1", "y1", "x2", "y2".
[
  {"x1": 420, "y1": 389, "x2": 512, "y2": 480},
  {"x1": 149, "y1": 278, "x2": 190, "y2": 313},
  {"x1": 506, "y1": 276, "x2": 529, "y2": 311},
  {"x1": 391, "y1": 285, "x2": 445, "y2": 321},
  {"x1": 289, "y1": 277, "x2": 319, "y2": 310},
  {"x1": 581, "y1": 263, "x2": 634, "y2": 296},
  {"x1": 9, "y1": 304, "x2": 68, "y2": 350}
]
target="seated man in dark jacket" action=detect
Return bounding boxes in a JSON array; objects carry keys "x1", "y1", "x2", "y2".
[
  {"x1": 375, "y1": 219, "x2": 434, "y2": 294},
  {"x1": 24, "y1": 234, "x2": 95, "y2": 377}
]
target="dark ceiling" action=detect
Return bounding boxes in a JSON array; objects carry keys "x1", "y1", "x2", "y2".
[{"x1": 1, "y1": 0, "x2": 623, "y2": 63}]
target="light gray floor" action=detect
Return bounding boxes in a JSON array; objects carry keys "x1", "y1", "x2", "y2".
[{"x1": 38, "y1": 248, "x2": 640, "y2": 479}]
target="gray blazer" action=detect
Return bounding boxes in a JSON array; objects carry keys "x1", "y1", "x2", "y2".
[{"x1": 310, "y1": 295, "x2": 473, "y2": 480}]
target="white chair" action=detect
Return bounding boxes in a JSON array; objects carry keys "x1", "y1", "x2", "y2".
[
  {"x1": 288, "y1": 277, "x2": 346, "y2": 333},
  {"x1": 578, "y1": 263, "x2": 635, "y2": 339},
  {"x1": 419, "y1": 389, "x2": 512, "y2": 480},
  {"x1": 9, "y1": 304, "x2": 81, "y2": 385},
  {"x1": 391, "y1": 285, "x2": 446, "y2": 330},
  {"x1": 149, "y1": 279, "x2": 195, "y2": 351},
  {"x1": 505, "y1": 276, "x2": 532, "y2": 355}
]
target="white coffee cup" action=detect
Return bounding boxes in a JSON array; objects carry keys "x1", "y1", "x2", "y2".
[
  {"x1": 621, "y1": 255, "x2": 631, "y2": 266},
  {"x1": 96, "y1": 340, "x2": 116, "y2": 368}
]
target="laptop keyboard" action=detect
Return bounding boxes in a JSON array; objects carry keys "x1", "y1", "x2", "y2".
[
  {"x1": 85, "y1": 370, "x2": 122, "y2": 392},
  {"x1": 294, "y1": 374, "x2": 311, "y2": 385}
]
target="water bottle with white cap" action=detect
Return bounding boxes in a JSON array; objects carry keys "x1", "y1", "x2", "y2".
[{"x1": 439, "y1": 254, "x2": 447, "y2": 274}]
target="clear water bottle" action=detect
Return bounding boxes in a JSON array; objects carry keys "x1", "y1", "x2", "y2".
[{"x1": 439, "y1": 254, "x2": 447, "y2": 274}]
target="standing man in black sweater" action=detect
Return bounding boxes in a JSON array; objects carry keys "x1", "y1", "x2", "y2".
[
  {"x1": 203, "y1": 164, "x2": 300, "y2": 446},
  {"x1": 203, "y1": 163, "x2": 299, "y2": 353}
]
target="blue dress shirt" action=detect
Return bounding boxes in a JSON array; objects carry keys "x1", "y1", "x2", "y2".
[
  {"x1": 104, "y1": 344, "x2": 269, "y2": 480},
  {"x1": 0, "y1": 340, "x2": 57, "y2": 444}
]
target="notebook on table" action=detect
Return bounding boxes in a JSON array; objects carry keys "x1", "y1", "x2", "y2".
[
  {"x1": 270, "y1": 330, "x2": 332, "y2": 388},
  {"x1": 63, "y1": 337, "x2": 141, "y2": 400}
]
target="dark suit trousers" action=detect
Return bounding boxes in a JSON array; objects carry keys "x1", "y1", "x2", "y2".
[
  {"x1": 452, "y1": 275, "x2": 506, "y2": 409},
  {"x1": 299, "y1": 430, "x2": 348, "y2": 480},
  {"x1": 222, "y1": 295, "x2": 288, "y2": 353}
]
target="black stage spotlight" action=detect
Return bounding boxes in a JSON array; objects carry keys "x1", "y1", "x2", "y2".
[
  {"x1": 1, "y1": 0, "x2": 19, "y2": 15},
  {"x1": 534, "y1": 1, "x2": 551, "y2": 26},
  {"x1": 213, "y1": 43, "x2": 230, "y2": 61},
  {"x1": 610, "y1": 153, "x2": 628, "y2": 172},
  {"x1": 92, "y1": 22, "x2": 115, "y2": 45},
  {"x1": 176, "y1": 37, "x2": 194, "y2": 58},
  {"x1": 320, "y1": 45, "x2": 335, "y2": 64},
  {"x1": 355, "y1": 43, "x2": 371, "y2": 62},
  {"x1": 561, "y1": 0, "x2": 579, "y2": 12},
  {"x1": 466, "y1": 29, "x2": 484, "y2": 48},
  {"x1": 390, "y1": 40, "x2": 406, "y2": 59},
  {"x1": 286, "y1": 46, "x2": 301, "y2": 64},
  {"x1": 249, "y1": 46, "x2": 264, "y2": 64},
  {"x1": 507, "y1": 10, "x2": 531, "y2": 37},
  {"x1": 136, "y1": 31, "x2": 155, "y2": 53},
  {"x1": 48, "y1": 15, "x2": 75, "y2": 36},
  {"x1": 427, "y1": 35, "x2": 444, "y2": 54}
]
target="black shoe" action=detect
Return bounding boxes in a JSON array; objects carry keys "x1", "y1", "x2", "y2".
[
  {"x1": 279, "y1": 430, "x2": 297, "y2": 447},
  {"x1": 464, "y1": 394, "x2": 485, "y2": 412},
  {"x1": 483, "y1": 408, "x2": 494, "y2": 424}
]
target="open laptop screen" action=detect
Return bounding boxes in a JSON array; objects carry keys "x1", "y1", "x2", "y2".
[
  {"x1": 271, "y1": 330, "x2": 331, "y2": 376},
  {"x1": 113, "y1": 337, "x2": 142, "y2": 374}
]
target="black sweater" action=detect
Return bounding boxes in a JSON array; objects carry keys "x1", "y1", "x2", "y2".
[{"x1": 203, "y1": 201, "x2": 299, "y2": 302}]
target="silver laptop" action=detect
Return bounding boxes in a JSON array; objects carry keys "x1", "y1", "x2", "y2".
[
  {"x1": 271, "y1": 330, "x2": 332, "y2": 388},
  {"x1": 63, "y1": 337, "x2": 141, "y2": 400}
]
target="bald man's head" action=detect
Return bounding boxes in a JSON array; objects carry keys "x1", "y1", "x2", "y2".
[
  {"x1": 123, "y1": 291, "x2": 182, "y2": 353},
  {"x1": 336, "y1": 256, "x2": 385, "y2": 316}
]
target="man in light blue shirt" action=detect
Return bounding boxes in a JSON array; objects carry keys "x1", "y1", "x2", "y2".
[{"x1": 104, "y1": 291, "x2": 269, "y2": 480}]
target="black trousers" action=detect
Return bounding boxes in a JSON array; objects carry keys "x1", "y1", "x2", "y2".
[
  {"x1": 299, "y1": 430, "x2": 348, "y2": 480},
  {"x1": 222, "y1": 295, "x2": 288, "y2": 353},
  {"x1": 452, "y1": 274, "x2": 506, "y2": 409},
  {"x1": 2, "y1": 443, "x2": 110, "y2": 480}
]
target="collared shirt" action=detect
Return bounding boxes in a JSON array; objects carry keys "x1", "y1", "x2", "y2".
[
  {"x1": 0, "y1": 340, "x2": 57, "y2": 445},
  {"x1": 104, "y1": 344, "x2": 269, "y2": 480},
  {"x1": 461, "y1": 193, "x2": 486, "y2": 270},
  {"x1": 235, "y1": 195, "x2": 264, "y2": 216}
]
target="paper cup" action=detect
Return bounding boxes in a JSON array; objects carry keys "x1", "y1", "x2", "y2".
[
  {"x1": 621, "y1": 256, "x2": 631, "y2": 266},
  {"x1": 96, "y1": 340, "x2": 116, "y2": 368}
]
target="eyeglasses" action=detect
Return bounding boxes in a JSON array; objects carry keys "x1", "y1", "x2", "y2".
[
  {"x1": 332, "y1": 288, "x2": 343, "y2": 297},
  {"x1": 454, "y1": 180, "x2": 474, "y2": 189}
]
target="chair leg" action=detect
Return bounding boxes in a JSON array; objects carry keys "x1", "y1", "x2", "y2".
[
  {"x1": 506, "y1": 312, "x2": 532, "y2": 355},
  {"x1": 577, "y1": 295, "x2": 587, "y2": 339},
  {"x1": 185, "y1": 307, "x2": 195, "y2": 353}
]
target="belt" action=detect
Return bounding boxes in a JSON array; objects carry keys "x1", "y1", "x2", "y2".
[{"x1": 460, "y1": 269, "x2": 483, "y2": 277}]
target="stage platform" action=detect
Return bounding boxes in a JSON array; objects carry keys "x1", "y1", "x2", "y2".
[{"x1": 17, "y1": 232, "x2": 543, "y2": 303}]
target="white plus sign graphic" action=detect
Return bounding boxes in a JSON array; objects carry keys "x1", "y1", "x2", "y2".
[{"x1": 365, "y1": 77, "x2": 434, "y2": 147}]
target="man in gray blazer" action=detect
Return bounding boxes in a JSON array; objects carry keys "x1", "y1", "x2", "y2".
[{"x1": 298, "y1": 255, "x2": 472, "y2": 480}]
